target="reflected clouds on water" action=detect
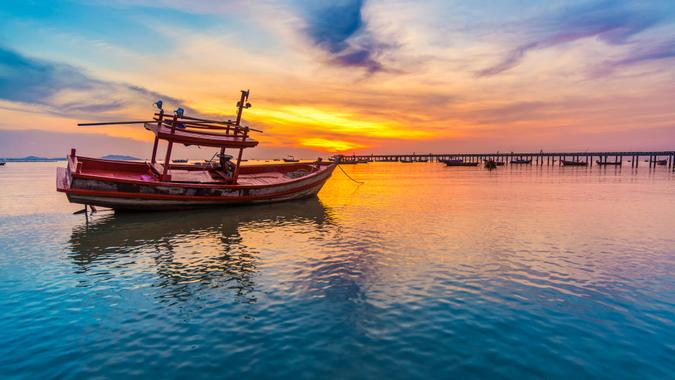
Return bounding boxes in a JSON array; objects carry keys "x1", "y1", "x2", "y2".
[{"x1": 69, "y1": 198, "x2": 335, "y2": 304}]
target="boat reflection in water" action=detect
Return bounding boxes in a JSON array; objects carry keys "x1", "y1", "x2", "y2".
[{"x1": 69, "y1": 198, "x2": 333, "y2": 303}]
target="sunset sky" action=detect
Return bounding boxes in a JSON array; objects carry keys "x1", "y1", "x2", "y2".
[{"x1": 1, "y1": 0, "x2": 675, "y2": 158}]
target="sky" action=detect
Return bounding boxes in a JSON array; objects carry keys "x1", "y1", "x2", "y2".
[{"x1": 1, "y1": 0, "x2": 675, "y2": 159}]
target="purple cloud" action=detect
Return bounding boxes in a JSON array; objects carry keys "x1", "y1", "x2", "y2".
[
  {"x1": 598, "y1": 38, "x2": 675, "y2": 74},
  {"x1": 477, "y1": 1, "x2": 665, "y2": 77},
  {"x1": 298, "y1": 0, "x2": 386, "y2": 73},
  {"x1": 0, "y1": 46, "x2": 185, "y2": 117}
]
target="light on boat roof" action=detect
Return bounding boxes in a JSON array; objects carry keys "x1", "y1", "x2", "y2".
[
  {"x1": 175, "y1": 107, "x2": 184, "y2": 117},
  {"x1": 154, "y1": 100, "x2": 163, "y2": 110}
]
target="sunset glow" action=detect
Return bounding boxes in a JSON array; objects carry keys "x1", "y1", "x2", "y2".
[
  {"x1": 299, "y1": 138, "x2": 365, "y2": 152},
  {"x1": 1, "y1": 1, "x2": 675, "y2": 158}
]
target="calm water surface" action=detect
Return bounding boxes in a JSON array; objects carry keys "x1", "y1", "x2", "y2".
[{"x1": 1, "y1": 162, "x2": 674, "y2": 379}]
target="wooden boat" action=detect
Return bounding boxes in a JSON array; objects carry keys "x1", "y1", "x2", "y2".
[
  {"x1": 441, "y1": 159, "x2": 479, "y2": 167},
  {"x1": 57, "y1": 91, "x2": 337, "y2": 211},
  {"x1": 656, "y1": 159, "x2": 667, "y2": 166},
  {"x1": 484, "y1": 159, "x2": 505, "y2": 166},
  {"x1": 399, "y1": 158, "x2": 414, "y2": 163},
  {"x1": 561, "y1": 160, "x2": 588, "y2": 166},
  {"x1": 283, "y1": 155, "x2": 299, "y2": 163},
  {"x1": 0, "y1": 162, "x2": 5, "y2": 166},
  {"x1": 484, "y1": 160, "x2": 498, "y2": 170},
  {"x1": 596, "y1": 160, "x2": 621, "y2": 166},
  {"x1": 416, "y1": 158, "x2": 429, "y2": 163},
  {"x1": 510, "y1": 159, "x2": 531, "y2": 164}
]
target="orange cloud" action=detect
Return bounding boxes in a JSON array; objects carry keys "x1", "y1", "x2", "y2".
[
  {"x1": 299, "y1": 137, "x2": 365, "y2": 152},
  {"x1": 248, "y1": 105, "x2": 431, "y2": 140}
]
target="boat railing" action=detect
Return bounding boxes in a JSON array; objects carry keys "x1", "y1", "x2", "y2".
[{"x1": 153, "y1": 115, "x2": 261, "y2": 138}]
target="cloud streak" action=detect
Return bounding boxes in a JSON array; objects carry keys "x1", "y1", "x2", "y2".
[
  {"x1": 477, "y1": 1, "x2": 664, "y2": 76},
  {"x1": 596, "y1": 38, "x2": 675, "y2": 74},
  {"x1": 0, "y1": 46, "x2": 184, "y2": 118}
]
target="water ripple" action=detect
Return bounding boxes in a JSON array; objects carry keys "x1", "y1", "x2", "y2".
[{"x1": 1, "y1": 163, "x2": 675, "y2": 378}]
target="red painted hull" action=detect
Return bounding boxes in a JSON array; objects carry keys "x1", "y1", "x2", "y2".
[{"x1": 57, "y1": 156, "x2": 337, "y2": 211}]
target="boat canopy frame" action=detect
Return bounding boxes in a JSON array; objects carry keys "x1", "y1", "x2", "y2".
[{"x1": 78, "y1": 90, "x2": 260, "y2": 183}]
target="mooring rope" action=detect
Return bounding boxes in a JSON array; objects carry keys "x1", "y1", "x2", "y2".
[{"x1": 337, "y1": 164, "x2": 365, "y2": 184}]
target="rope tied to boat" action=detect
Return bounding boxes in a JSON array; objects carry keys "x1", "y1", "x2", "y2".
[{"x1": 337, "y1": 163, "x2": 365, "y2": 184}]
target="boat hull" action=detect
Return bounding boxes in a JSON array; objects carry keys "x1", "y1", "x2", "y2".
[
  {"x1": 63, "y1": 181, "x2": 327, "y2": 210},
  {"x1": 443, "y1": 162, "x2": 480, "y2": 167},
  {"x1": 561, "y1": 160, "x2": 588, "y2": 166},
  {"x1": 57, "y1": 158, "x2": 337, "y2": 211},
  {"x1": 596, "y1": 161, "x2": 621, "y2": 166},
  {"x1": 484, "y1": 161, "x2": 505, "y2": 166}
]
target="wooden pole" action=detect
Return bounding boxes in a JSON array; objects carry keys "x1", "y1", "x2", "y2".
[
  {"x1": 150, "y1": 109, "x2": 164, "y2": 164},
  {"x1": 161, "y1": 112, "x2": 179, "y2": 181}
]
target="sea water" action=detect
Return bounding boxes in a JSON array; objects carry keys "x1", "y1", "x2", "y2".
[{"x1": 1, "y1": 162, "x2": 674, "y2": 379}]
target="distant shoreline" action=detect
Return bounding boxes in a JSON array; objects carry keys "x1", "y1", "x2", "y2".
[
  {"x1": 0, "y1": 154, "x2": 143, "y2": 162},
  {"x1": 0, "y1": 157, "x2": 66, "y2": 162}
]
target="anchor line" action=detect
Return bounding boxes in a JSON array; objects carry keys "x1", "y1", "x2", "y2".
[{"x1": 337, "y1": 164, "x2": 365, "y2": 184}]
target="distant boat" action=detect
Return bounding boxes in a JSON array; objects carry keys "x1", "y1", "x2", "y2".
[
  {"x1": 441, "y1": 159, "x2": 479, "y2": 167},
  {"x1": 416, "y1": 158, "x2": 429, "y2": 163},
  {"x1": 283, "y1": 155, "x2": 299, "y2": 163},
  {"x1": 510, "y1": 159, "x2": 532, "y2": 164},
  {"x1": 561, "y1": 160, "x2": 588, "y2": 166},
  {"x1": 484, "y1": 160, "x2": 498, "y2": 170},
  {"x1": 399, "y1": 158, "x2": 414, "y2": 163},
  {"x1": 172, "y1": 159, "x2": 189, "y2": 163},
  {"x1": 356, "y1": 159, "x2": 369, "y2": 164},
  {"x1": 656, "y1": 159, "x2": 667, "y2": 166},
  {"x1": 0, "y1": 162, "x2": 5, "y2": 166},
  {"x1": 596, "y1": 160, "x2": 621, "y2": 166},
  {"x1": 484, "y1": 159, "x2": 505, "y2": 166}
]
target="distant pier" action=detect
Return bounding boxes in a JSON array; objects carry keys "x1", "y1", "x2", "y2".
[{"x1": 350, "y1": 151, "x2": 675, "y2": 169}]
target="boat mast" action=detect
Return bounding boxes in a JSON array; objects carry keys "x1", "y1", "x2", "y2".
[
  {"x1": 150, "y1": 101, "x2": 164, "y2": 164},
  {"x1": 232, "y1": 90, "x2": 251, "y2": 183}
]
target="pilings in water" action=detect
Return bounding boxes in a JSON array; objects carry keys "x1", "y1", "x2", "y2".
[{"x1": 354, "y1": 151, "x2": 675, "y2": 170}]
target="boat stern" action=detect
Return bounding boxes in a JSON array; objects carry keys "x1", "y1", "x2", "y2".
[{"x1": 56, "y1": 166, "x2": 71, "y2": 193}]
